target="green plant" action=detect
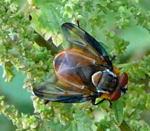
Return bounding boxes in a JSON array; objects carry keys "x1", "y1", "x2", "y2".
[{"x1": 0, "y1": 0, "x2": 150, "y2": 131}]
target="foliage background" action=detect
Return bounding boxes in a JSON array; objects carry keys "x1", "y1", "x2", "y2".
[{"x1": 0, "y1": 0, "x2": 150, "y2": 131}]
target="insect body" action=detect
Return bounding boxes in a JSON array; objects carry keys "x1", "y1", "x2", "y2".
[{"x1": 33, "y1": 23, "x2": 128, "y2": 105}]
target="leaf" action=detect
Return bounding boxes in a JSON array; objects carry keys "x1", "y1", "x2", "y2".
[
  {"x1": 72, "y1": 110, "x2": 94, "y2": 131},
  {"x1": 119, "y1": 120, "x2": 133, "y2": 131},
  {"x1": 112, "y1": 99, "x2": 124, "y2": 125},
  {"x1": 30, "y1": 1, "x2": 64, "y2": 46}
]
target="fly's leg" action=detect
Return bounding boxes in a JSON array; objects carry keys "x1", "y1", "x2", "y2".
[
  {"x1": 108, "y1": 100, "x2": 112, "y2": 108},
  {"x1": 44, "y1": 100, "x2": 50, "y2": 104},
  {"x1": 76, "y1": 20, "x2": 80, "y2": 27},
  {"x1": 111, "y1": 55, "x2": 116, "y2": 62},
  {"x1": 91, "y1": 98, "x2": 106, "y2": 105},
  {"x1": 92, "y1": 98, "x2": 112, "y2": 108}
]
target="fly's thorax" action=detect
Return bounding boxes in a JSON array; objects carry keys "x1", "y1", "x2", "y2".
[
  {"x1": 92, "y1": 69, "x2": 118, "y2": 93},
  {"x1": 92, "y1": 69, "x2": 128, "y2": 101}
]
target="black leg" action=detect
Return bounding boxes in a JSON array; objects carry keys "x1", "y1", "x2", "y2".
[
  {"x1": 44, "y1": 100, "x2": 50, "y2": 104},
  {"x1": 91, "y1": 98, "x2": 106, "y2": 105},
  {"x1": 99, "y1": 64, "x2": 110, "y2": 69},
  {"x1": 76, "y1": 20, "x2": 80, "y2": 27},
  {"x1": 29, "y1": 15, "x2": 32, "y2": 21},
  {"x1": 111, "y1": 55, "x2": 116, "y2": 62},
  {"x1": 108, "y1": 100, "x2": 112, "y2": 108}
]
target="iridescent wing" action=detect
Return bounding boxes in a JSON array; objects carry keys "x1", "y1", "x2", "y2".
[
  {"x1": 33, "y1": 77, "x2": 93, "y2": 103},
  {"x1": 61, "y1": 23, "x2": 113, "y2": 70},
  {"x1": 54, "y1": 49, "x2": 107, "y2": 92},
  {"x1": 33, "y1": 49, "x2": 104, "y2": 103}
]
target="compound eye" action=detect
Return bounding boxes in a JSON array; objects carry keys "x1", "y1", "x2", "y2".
[
  {"x1": 110, "y1": 72, "x2": 128, "y2": 101},
  {"x1": 119, "y1": 73, "x2": 128, "y2": 88},
  {"x1": 110, "y1": 90, "x2": 121, "y2": 101}
]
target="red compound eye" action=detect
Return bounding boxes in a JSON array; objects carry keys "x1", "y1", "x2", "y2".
[
  {"x1": 110, "y1": 73, "x2": 128, "y2": 101},
  {"x1": 110, "y1": 90, "x2": 121, "y2": 101},
  {"x1": 119, "y1": 72, "x2": 128, "y2": 88}
]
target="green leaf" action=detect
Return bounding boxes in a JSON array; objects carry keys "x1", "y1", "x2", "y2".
[
  {"x1": 72, "y1": 110, "x2": 94, "y2": 131},
  {"x1": 112, "y1": 99, "x2": 124, "y2": 125},
  {"x1": 119, "y1": 120, "x2": 133, "y2": 131}
]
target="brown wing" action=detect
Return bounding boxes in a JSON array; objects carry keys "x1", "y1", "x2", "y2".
[
  {"x1": 33, "y1": 76, "x2": 93, "y2": 103},
  {"x1": 61, "y1": 23, "x2": 113, "y2": 70},
  {"x1": 54, "y1": 49, "x2": 107, "y2": 92}
]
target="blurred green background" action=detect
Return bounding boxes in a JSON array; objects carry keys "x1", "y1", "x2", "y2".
[
  {"x1": 0, "y1": 0, "x2": 150, "y2": 131},
  {"x1": 0, "y1": 67, "x2": 33, "y2": 131}
]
